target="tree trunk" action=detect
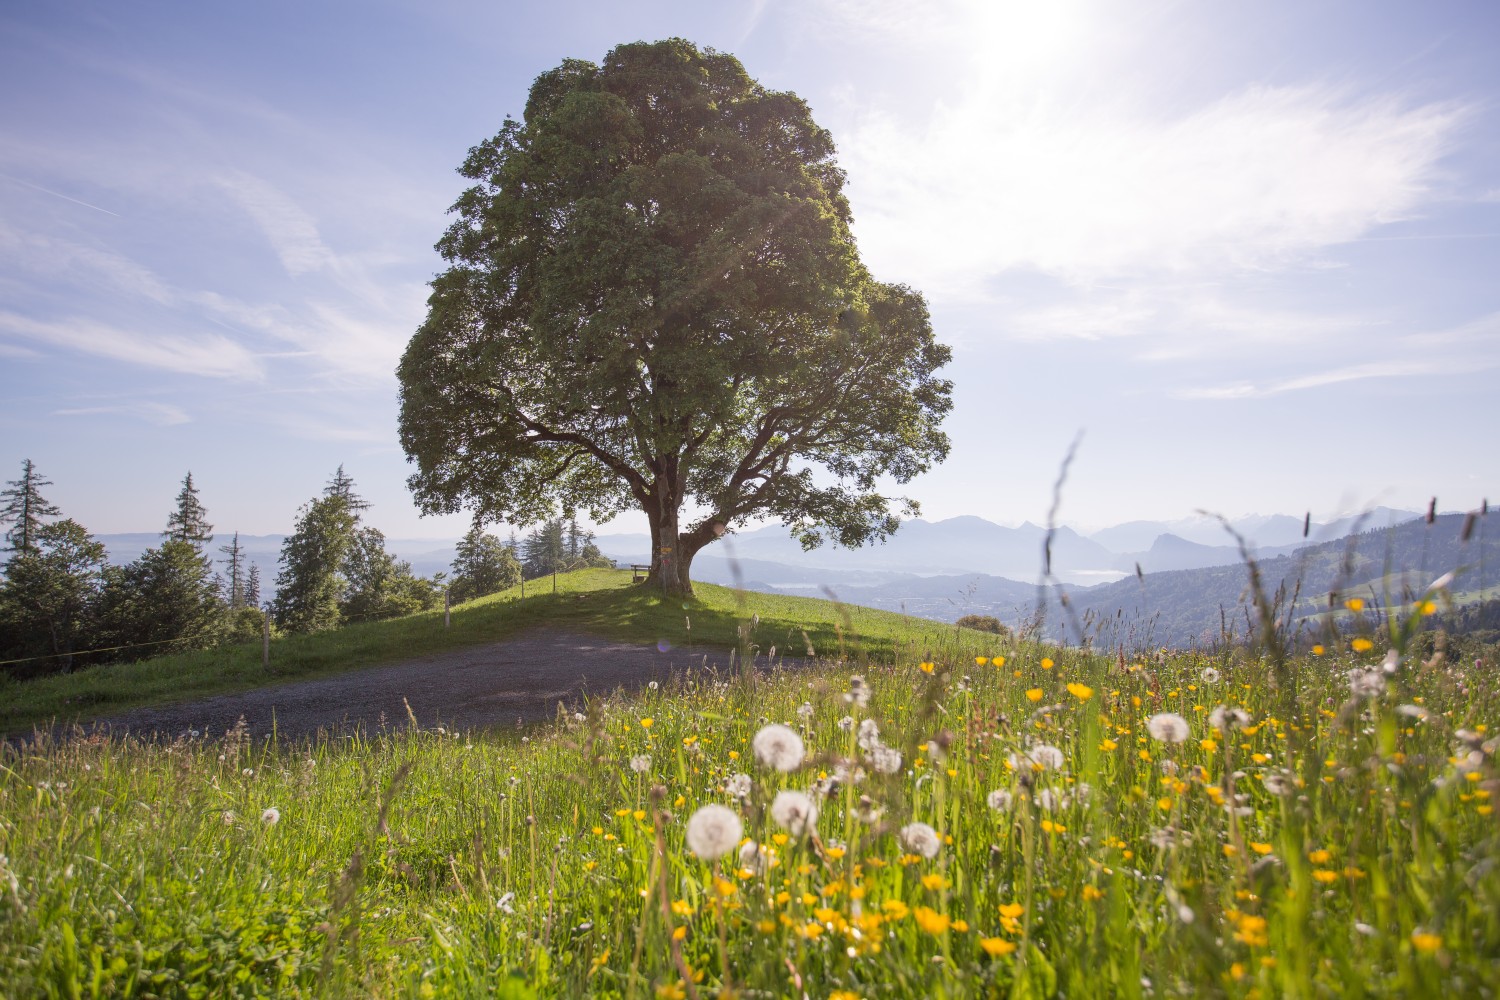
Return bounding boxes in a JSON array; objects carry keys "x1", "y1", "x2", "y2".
[{"x1": 645, "y1": 504, "x2": 696, "y2": 597}]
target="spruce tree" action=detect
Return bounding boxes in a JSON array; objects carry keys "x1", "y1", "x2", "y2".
[
  {"x1": 450, "y1": 524, "x2": 522, "y2": 602},
  {"x1": 0, "y1": 518, "x2": 107, "y2": 675},
  {"x1": 272, "y1": 493, "x2": 358, "y2": 633},
  {"x1": 521, "y1": 520, "x2": 567, "y2": 579},
  {"x1": 244, "y1": 562, "x2": 262, "y2": 608},
  {"x1": 0, "y1": 459, "x2": 62, "y2": 557},
  {"x1": 324, "y1": 465, "x2": 371, "y2": 512},
  {"x1": 98, "y1": 480, "x2": 223, "y2": 659},
  {"x1": 218, "y1": 531, "x2": 246, "y2": 609},
  {"x1": 164, "y1": 473, "x2": 213, "y2": 546}
]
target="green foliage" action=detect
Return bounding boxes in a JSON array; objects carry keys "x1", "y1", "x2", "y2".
[
  {"x1": 449, "y1": 524, "x2": 522, "y2": 603},
  {"x1": 0, "y1": 458, "x2": 61, "y2": 556},
  {"x1": 273, "y1": 493, "x2": 358, "y2": 634},
  {"x1": 954, "y1": 613, "x2": 1009, "y2": 635},
  {"x1": 398, "y1": 38, "x2": 951, "y2": 596},
  {"x1": 340, "y1": 526, "x2": 440, "y2": 622},
  {"x1": 0, "y1": 519, "x2": 107, "y2": 676},
  {"x1": 97, "y1": 539, "x2": 225, "y2": 659}
]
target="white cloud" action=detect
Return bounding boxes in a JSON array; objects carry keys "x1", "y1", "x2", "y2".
[
  {"x1": 844, "y1": 84, "x2": 1462, "y2": 295},
  {"x1": 819, "y1": 1, "x2": 1466, "y2": 301},
  {"x1": 1174, "y1": 356, "x2": 1492, "y2": 400},
  {"x1": 54, "y1": 401, "x2": 191, "y2": 425},
  {"x1": 216, "y1": 170, "x2": 335, "y2": 277},
  {"x1": 0, "y1": 222, "x2": 173, "y2": 303},
  {"x1": 0, "y1": 309, "x2": 264, "y2": 379}
]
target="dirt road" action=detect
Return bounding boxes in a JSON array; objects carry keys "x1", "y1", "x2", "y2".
[{"x1": 70, "y1": 629, "x2": 754, "y2": 743}]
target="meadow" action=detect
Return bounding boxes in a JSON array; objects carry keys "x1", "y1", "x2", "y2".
[{"x1": 1, "y1": 574, "x2": 1497, "y2": 998}]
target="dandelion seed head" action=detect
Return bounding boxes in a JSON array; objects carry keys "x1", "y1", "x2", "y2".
[
  {"x1": 1200, "y1": 667, "x2": 1221, "y2": 684},
  {"x1": 899, "y1": 822, "x2": 941, "y2": 859},
  {"x1": 986, "y1": 789, "x2": 1013, "y2": 811},
  {"x1": 629, "y1": 754, "x2": 652, "y2": 774},
  {"x1": 260, "y1": 807, "x2": 280, "y2": 826},
  {"x1": 769, "y1": 790, "x2": 818, "y2": 837},
  {"x1": 725, "y1": 773, "x2": 752, "y2": 799},
  {"x1": 752, "y1": 724, "x2": 805, "y2": 772},
  {"x1": 1147, "y1": 713, "x2": 1190, "y2": 743},
  {"x1": 685, "y1": 804, "x2": 743, "y2": 860},
  {"x1": 869, "y1": 745, "x2": 903, "y2": 775}
]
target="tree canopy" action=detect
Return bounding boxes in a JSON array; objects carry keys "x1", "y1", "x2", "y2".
[{"x1": 399, "y1": 39, "x2": 952, "y2": 595}]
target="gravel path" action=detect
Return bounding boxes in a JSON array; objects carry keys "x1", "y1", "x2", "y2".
[{"x1": 72, "y1": 629, "x2": 759, "y2": 743}]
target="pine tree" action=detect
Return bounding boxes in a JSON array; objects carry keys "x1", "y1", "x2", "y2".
[
  {"x1": 97, "y1": 539, "x2": 224, "y2": 659},
  {"x1": 0, "y1": 518, "x2": 107, "y2": 675},
  {"x1": 272, "y1": 493, "x2": 358, "y2": 633},
  {"x1": 324, "y1": 465, "x2": 371, "y2": 512},
  {"x1": 98, "y1": 480, "x2": 223, "y2": 660},
  {"x1": 245, "y1": 562, "x2": 262, "y2": 608},
  {"x1": 450, "y1": 524, "x2": 522, "y2": 602},
  {"x1": 1, "y1": 459, "x2": 62, "y2": 557},
  {"x1": 163, "y1": 473, "x2": 213, "y2": 546},
  {"x1": 218, "y1": 531, "x2": 246, "y2": 609},
  {"x1": 521, "y1": 520, "x2": 567, "y2": 579}
]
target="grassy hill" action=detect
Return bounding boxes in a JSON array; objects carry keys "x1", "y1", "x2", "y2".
[
  {"x1": 0, "y1": 568, "x2": 1003, "y2": 738},
  {"x1": 2, "y1": 576, "x2": 1496, "y2": 997}
]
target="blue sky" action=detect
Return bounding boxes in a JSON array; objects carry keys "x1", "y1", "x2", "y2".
[{"x1": 2, "y1": 0, "x2": 1497, "y2": 541}]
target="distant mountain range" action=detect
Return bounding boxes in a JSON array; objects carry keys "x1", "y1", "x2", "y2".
[{"x1": 91, "y1": 504, "x2": 1488, "y2": 648}]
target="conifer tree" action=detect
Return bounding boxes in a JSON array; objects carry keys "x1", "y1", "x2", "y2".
[
  {"x1": 218, "y1": 531, "x2": 246, "y2": 609},
  {"x1": 273, "y1": 492, "x2": 358, "y2": 633},
  {"x1": 324, "y1": 465, "x2": 371, "y2": 512},
  {"x1": 244, "y1": 562, "x2": 261, "y2": 608},
  {"x1": 98, "y1": 479, "x2": 223, "y2": 659},
  {"x1": 163, "y1": 473, "x2": 213, "y2": 546},
  {"x1": 450, "y1": 524, "x2": 522, "y2": 602},
  {"x1": 0, "y1": 518, "x2": 107, "y2": 675},
  {"x1": 1, "y1": 459, "x2": 62, "y2": 557},
  {"x1": 521, "y1": 520, "x2": 567, "y2": 579}
]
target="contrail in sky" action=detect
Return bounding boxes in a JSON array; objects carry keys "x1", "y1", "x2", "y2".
[{"x1": 0, "y1": 171, "x2": 120, "y2": 216}]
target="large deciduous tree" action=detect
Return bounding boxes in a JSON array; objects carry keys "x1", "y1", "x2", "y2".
[{"x1": 399, "y1": 39, "x2": 952, "y2": 596}]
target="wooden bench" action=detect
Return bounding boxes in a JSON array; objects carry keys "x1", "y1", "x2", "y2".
[{"x1": 630, "y1": 564, "x2": 651, "y2": 583}]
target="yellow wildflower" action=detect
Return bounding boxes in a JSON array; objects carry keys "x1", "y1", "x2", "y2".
[
  {"x1": 913, "y1": 906, "x2": 950, "y2": 934},
  {"x1": 980, "y1": 937, "x2": 1018, "y2": 957}
]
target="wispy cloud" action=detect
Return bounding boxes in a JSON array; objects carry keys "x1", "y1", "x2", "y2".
[
  {"x1": 0, "y1": 223, "x2": 173, "y2": 303},
  {"x1": 216, "y1": 170, "x2": 335, "y2": 277},
  {"x1": 54, "y1": 401, "x2": 191, "y2": 425},
  {"x1": 0, "y1": 309, "x2": 264, "y2": 379},
  {"x1": 845, "y1": 84, "x2": 1462, "y2": 295},
  {"x1": 1174, "y1": 354, "x2": 1495, "y2": 400},
  {"x1": 818, "y1": 1, "x2": 1466, "y2": 302}
]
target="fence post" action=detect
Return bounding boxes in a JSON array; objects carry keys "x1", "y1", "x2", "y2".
[
  {"x1": 444, "y1": 588, "x2": 451, "y2": 629},
  {"x1": 262, "y1": 609, "x2": 271, "y2": 671}
]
